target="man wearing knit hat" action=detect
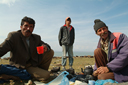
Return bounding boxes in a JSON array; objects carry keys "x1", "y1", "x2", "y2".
[
  {"x1": 58, "y1": 17, "x2": 75, "y2": 70},
  {"x1": 93, "y1": 19, "x2": 128, "y2": 83}
]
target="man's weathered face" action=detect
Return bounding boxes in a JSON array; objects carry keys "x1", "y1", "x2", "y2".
[
  {"x1": 20, "y1": 22, "x2": 34, "y2": 37},
  {"x1": 96, "y1": 26, "x2": 109, "y2": 40}
]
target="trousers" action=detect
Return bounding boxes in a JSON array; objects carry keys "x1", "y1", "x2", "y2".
[
  {"x1": 26, "y1": 49, "x2": 54, "y2": 81},
  {"x1": 0, "y1": 49, "x2": 54, "y2": 82},
  {"x1": 94, "y1": 48, "x2": 114, "y2": 80},
  {"x1": 62, "y1": 45, "x2": 73, "y2": 66}
]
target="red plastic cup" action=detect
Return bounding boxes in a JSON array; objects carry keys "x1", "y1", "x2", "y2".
[{"x1": 37, "y1": 46, "x2": 44, "y2": 54}]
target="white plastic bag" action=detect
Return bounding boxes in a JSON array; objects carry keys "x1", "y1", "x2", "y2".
[
  {"x1": 74, "y1": 80, "x2": 88, "y2": 85},
  {"x1": 46, "y1": 71, "x2": 69, "y2": 85}
]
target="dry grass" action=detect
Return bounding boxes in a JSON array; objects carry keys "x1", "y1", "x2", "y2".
[
  {"x1": 0, "y1": 59, "x2": 10, "y2": 65},
  {"x1": 49, "y1": 57, "x2": 95, "y2": 73},
  {"x1": 0, "y1": 57, "x2": 95, "y2": 73}
]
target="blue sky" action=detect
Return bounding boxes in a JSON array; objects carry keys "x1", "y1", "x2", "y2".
[{"x1": 0, "y1": 0, "x2": 128, "y2": 52}]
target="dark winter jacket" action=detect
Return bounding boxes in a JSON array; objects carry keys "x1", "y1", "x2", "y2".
[
  {"x1": 0, "y1": 30, "x2": 51, "y2": 68},
  {"x1": 94, "y1": 31, "x2": 128, "y2": 83},
  {"x1": 58, "y1": 25, "x2": 75, "y2": 46}
]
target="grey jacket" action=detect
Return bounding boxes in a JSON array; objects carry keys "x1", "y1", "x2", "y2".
[{"x1": 58, "y1": 25, "x2": 75, "y2": 46}]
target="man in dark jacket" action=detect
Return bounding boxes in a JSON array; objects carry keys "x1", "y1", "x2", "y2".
[
  {"x1": 0, "y1": 16, "x2": 54, "y2": 81},
  {"x1": 93, "y1": 19, "x2": 128, "y2": 83},
  {"x1": 58, "y1": 17, "x2": 75, "y2": 70}
]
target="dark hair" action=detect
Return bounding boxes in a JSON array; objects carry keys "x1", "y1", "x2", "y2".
[
  {"x1": 65, "y1": 18, "x2": 71, "y2": 24},
  {"x1": 21, "y1": 16, "x2": 35, "y2": 27},
  {"x1": 67, "y1": 18, "x2": 71, "y2": 21}
]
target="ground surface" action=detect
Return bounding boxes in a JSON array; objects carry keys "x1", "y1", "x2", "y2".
[
  {"x1": 0, "y1": 57, "x2": 95, "y2": 85},
  {"x1": 0, "y1": 57, "x2": 127, "y2": 85}
]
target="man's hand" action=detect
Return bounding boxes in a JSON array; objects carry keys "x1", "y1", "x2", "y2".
[
  {"x1": 42, "y1": 45, "x2": 48, "y2": 52},
  {"x1": 97, "y1": 66, "x2": 109, "y2": 74},
  {"x1": 93, "y1": 70, "x2": 99, "y2": 76}
]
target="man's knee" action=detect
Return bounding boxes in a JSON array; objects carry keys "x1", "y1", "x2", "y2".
[
  {"x1": 46, "y1": 49, "x2": 54, "y2": 57},
  {"x1": 94, "y1": 48, "x2": 102, "y2": 55},
  {"x1": 50, "y1": 49, "x2": 54, "y2": 56},
  {"x1": 41, "y1": 71, "x2": 50, "y2": 80},
  {"x1": 43, "y1": 49, "x2": 54, "y2": 58},
  {"x1": 27, "y1": 67, "x2": 50, "y2": 81},
  {"x1": 33, "y1": 70, "x2": 50, "y2": 81}
]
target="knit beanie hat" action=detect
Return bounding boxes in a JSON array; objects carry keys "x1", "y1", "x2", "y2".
[{"x1": 94, "y1": 19, "x2": 107, "y2": 33}]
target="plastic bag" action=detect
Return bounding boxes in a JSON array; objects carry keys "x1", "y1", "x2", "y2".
[
  {"x1": 46, "y1": 71, "x2": 69, "y2": 85},
  {"x1": 95, "y1": 79, "x2": 118, "y2": 85}
]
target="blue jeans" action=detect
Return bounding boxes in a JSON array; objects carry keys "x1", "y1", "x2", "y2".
[{"x1": 62, "y1": 45, "x2": 74, "y2": 66}]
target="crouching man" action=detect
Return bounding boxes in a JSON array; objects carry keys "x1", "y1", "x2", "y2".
[
  {"x1": 93, "y1": 19, "x2": 128, "y2": 83},
  {"x1": 0, "y1": 16, "x2": 54, "y2": 81}
]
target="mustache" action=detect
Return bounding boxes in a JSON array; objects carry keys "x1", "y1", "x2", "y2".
[
  {"x1": 101, "y1": 32, "x2": 107, "y2": 36},
  {"x1": 25, "y1": 30, "x2": 31, "y2": 33}
]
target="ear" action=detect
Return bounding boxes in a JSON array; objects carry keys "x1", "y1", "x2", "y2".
[
  {"x1": 96, "y1": 32, "x2": 98, "y2": 36},
  {"x1": 20, "y1": 26, "x2": 22, "y2": 30},
  {"x1": 95, "y1": 31, "x2": 97, "y2": 35},
  {"x1": 96, "y1": 32, "x2": 100, "y2": 36}
]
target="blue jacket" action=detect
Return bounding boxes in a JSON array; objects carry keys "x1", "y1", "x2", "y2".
[
  {"x1": 0, "y1": 64, "x2": 31, "y2": 83},
  {"x1": 94, "y1": 31, "x2": 128, "y2": 83}
]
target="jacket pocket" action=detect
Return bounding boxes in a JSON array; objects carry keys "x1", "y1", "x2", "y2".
[
  {"x1": 112, "y1": 49, "x2": 117, "y2": 53},
  {"x1": 112, "y1": 49, "x2": 118, "y2": 58},
  {"x1": 61, "y1": 37, "x2": 68, "y2": 44}
]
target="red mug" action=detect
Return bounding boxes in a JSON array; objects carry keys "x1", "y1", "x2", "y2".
[{"x1": 37, "y1": 46, "x2": 44, "y2": 54}]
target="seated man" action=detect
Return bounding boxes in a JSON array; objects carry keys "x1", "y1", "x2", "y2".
[
  {"x1": 0, "y1": 16, "x2": 54, "y2": 81},
  {"x1": 93, "y1": 19, "x2": 128, "y2": 83}
]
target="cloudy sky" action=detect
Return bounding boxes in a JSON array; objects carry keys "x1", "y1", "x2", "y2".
[{"x1": 0, "y1": 0, "x2": 128, "y2": 52}]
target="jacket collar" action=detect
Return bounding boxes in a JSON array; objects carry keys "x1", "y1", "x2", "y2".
[
  {"x1": 18, "y1": 30, "x2": 35, "y2": 53},
  {"x1": 18, "y1": 30, "x2": 34, "y2": 40},
  {"x1": 63, "y1": 24, "x2": 73, "y2": 31},
  {"x1": 109, "y1": 31, "x2": 116, "y2": 42}
]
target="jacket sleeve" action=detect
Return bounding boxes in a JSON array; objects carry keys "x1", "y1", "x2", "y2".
[
  {"x1": 73, "y1": 27, "x2": 75, "y2": 44},
  {"x1": 107, "y1": 34, "x2": 128, "y2": 72},
  {"x1": 41, "y1": 41, "x2": 51, "y2": 51},
  {"x1": 0, "y1": 32, "x2": 14, "y2": 57},
  {"x1": 93, "y1": 63, "x2": 97, "y2": 71},
  {"x1": 58, "y1": 27, "x2": 63, "y2": 46}
]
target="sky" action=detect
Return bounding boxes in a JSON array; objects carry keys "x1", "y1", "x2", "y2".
[{"x1": 0, "y1": 0, "x2": 128, "y2": 52}]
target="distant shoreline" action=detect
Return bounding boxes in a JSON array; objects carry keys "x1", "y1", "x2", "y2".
[
  {"x1": 2, "y1": 55, "x2": 94, "y2": 60},
  {"x1": 1, "y1": 51, "x2": 94, "y2": 59},
  {"x1": 53, "y1": 55, "x2": 94, "y2": 58},
  {"x1": 54, "y1": 51, "x2": 94, "y2": 57}
]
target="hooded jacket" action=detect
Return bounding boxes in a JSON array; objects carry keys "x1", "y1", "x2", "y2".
[{"x1": 58, "y1": 25, "x2": 75, "y2": 46}]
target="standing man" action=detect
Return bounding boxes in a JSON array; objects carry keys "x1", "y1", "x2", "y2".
[
  {"x1": 93, "y1": 19, "x2": 128, "y2": 83},
  {"x1": 0, "y1": 16, "x2": 54, "y2": 81},
  {"x1": 58, "y1": 17, "x2": 75, "y2": 70}
]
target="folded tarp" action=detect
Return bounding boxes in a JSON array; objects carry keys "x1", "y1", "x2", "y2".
[{"x1": 0, "y1": 64, "x2": 31, "y2": 83}]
